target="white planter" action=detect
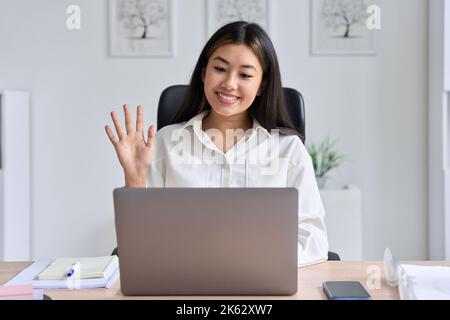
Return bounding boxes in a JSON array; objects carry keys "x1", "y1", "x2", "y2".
[
  {"x1": 321, "y1": 185, "x2": 363, "y2": 260},
  {"x1": 316, "y1": 176, "x2": 328, "y2": 189}
]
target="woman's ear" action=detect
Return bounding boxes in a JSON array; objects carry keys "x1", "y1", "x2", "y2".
[{"x1": 201, "y1": 67, "x2": 206, "y2": 83}]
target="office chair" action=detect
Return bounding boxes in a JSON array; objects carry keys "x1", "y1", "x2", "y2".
[{"x1": 112, "y1": 85, "x2": 340, "y2": 261}]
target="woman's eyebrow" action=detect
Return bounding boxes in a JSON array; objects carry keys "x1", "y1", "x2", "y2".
[{"x1": 212, "y1": 56, "x2": 257, "y2": 71}]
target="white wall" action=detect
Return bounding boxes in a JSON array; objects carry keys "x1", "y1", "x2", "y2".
[{"x1": 0, "y1": 0, "x2": 428, "y2": 260}]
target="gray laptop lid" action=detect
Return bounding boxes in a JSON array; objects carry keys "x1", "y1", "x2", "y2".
[{"x1": 113, "y1": 188, "x2": 298, "y2": 296}]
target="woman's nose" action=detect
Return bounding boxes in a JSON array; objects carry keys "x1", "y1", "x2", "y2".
[{"x1": 221, "y1": 74, "x2": 238, "y2": 90}]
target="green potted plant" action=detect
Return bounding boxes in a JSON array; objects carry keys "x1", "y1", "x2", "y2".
[{"x1": 307, "y1": 137, "x2": 345, "y2": 189}]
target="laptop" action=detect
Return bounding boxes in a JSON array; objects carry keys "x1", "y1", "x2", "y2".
[{"x1": 113, "y1": 188, "x2": 298, "y2": 296}]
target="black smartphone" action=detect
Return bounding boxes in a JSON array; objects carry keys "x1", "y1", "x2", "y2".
[{"x1": 323, "y1": 281, "x2": 372, "y2": 300}]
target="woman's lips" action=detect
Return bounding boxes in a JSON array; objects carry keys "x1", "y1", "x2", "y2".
[{"x1": 216, "y1": 92, "x2": 240, "y2": 105}]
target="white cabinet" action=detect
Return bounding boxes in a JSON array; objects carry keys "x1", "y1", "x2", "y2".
[
  {"x1": 0, "y1": 90, "x2": 31, "y2": 261},
  {"x1": 321, "y1": 186, "x2": 363, "y2": 260}
]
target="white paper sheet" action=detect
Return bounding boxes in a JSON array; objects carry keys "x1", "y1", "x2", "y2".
[{"x1": 397, "y1": 264, "x2": 450, "y2": 300}]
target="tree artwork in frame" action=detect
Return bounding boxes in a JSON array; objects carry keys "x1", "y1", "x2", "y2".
[
  {"x1": 206, "y1": 0, "x2": 272, "y2": 39},
  {"x1": 109, "y1": 0, "x2": 174, "y2": 57},
  {"x1": 310, "y1": 0, "x2": 379, "y2": 56}
]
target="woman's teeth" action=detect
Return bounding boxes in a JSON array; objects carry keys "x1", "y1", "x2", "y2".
[{"x1": 218, "y1": 92, "x2": 239, "y2": 102}]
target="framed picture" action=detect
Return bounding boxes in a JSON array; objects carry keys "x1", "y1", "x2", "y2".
[
  {"x1": 109, "y1": 0, "x2": 175, "y2": 57},
  {"x1": 206, "y1": 0, "x2": 272, "y2": 39},
  {"x1": 310, "y1": 0, "x2": 379, "y2": 56}
]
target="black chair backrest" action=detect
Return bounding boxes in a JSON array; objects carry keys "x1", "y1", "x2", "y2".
[{"x1": 157, "y1": 85, "x2": 306, "y2": 141}]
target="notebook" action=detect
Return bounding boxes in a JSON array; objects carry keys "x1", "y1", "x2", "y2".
[
  {"x1": 0, "y1": 284, "x2": 44, "y2": 300},
  {"x1": 37, "y1": 256, "x2": 116, "y2": 280},
  {"x1": 5, "y1": 256, "x2": 119, "y2": 289}
]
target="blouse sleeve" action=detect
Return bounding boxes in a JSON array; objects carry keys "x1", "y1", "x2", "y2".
[
  {"x1": 287, "y1": 142, "x2": 329, "y2": 267},
  {"x1": 147, "y1": 132, "x2": 166, "y2": 188}
]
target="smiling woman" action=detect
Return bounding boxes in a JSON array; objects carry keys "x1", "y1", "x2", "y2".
[{"x1": 105, "y1": 21, "x2": 329, "y2": 267}]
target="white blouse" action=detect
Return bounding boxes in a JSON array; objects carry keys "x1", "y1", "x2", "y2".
[{"x1": 147, "y1": 110, "x2": 329, "y2": 267}]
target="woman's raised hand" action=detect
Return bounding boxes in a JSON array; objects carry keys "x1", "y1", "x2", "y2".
[{"x1": 105, "y1": 104, "x2": 156, "y2": 188}]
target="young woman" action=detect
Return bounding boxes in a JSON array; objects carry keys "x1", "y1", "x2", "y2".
[{"x1": 105, "y1": 21, "x2": 328, "y2": 267}]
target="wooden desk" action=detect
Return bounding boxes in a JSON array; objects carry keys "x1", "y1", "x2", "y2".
[{"x1": 1, "y1": 261, "x2": 449, "y2": 300}]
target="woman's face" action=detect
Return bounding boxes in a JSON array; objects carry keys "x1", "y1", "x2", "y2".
[{"x1": 203, "y1": 43, "x2": 264, "y2": 117}]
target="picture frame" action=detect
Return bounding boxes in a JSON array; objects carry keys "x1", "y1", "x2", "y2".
[
  {"x1": 206, "y1": 0, "x2": 272, "y2": 40},
  {"x1": 109, "y1": 0, "x2": 175, "y2": 57},
  {"x1": 310, "y1": 0, "x2": 379, "y2": 56}
]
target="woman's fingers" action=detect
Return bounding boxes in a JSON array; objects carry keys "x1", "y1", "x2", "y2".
[
  {"x1": 110, "y1": 111, "x2": 125, "y2": 139},
  {"x1": 123, "y1": 104, "x2": 135, "y2": 134},
  {"x1": 110, "y1": 105, "x2": 144, "y2": 142},
  {"x1": 136, "y1": 105, "x2": 143, "y2": 133},
  {"x1": 105, "y1": 125, "x2": 117, "y2": 146},
  {"x1": 146, "y1": 125, "x2": 156, "y2": 148}
]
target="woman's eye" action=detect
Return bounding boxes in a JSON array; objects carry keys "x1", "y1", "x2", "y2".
[{"x1": 213, "y1": 66, "x2": 253, "y2": 79}]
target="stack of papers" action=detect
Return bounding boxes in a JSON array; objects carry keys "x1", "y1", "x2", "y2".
[
  {"x1": 6, "y1": 256, "x2": 119, "y2": 289},
  {"x1": 0, "y1": 284, "x2": 44, "y2": 300},
  {"x1": 397, "y1": 264, "x2": 450, "y2": 300}
]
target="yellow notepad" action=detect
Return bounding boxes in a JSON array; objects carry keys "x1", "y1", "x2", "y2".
[{"x1": 37, "y1": 256, "x2": 115, "y2": 280}]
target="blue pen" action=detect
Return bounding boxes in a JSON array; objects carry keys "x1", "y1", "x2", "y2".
[{"x1": 66, "y1": 261, "x2": 81, "y2": 278}]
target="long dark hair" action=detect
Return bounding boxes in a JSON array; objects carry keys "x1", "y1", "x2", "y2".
[{"x1": 173, "y1": 21, "x2": 302, "y2": 140}]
